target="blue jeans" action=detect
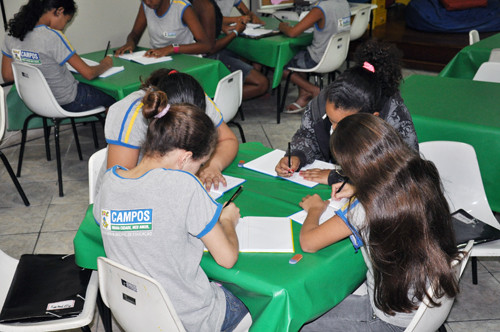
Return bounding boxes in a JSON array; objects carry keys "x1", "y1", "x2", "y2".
[
  {"x1": 61, "y1": 82, "x2": 115, "y2": 113},
  {"x1": 285, "y1": 49, "x2": 318, "y2": 70},
  {"x1": 220, "y1": 285, "x2": 249, "y2": 332},
  {"x1": 208, "y1": 49, "x2": 254, "y2": 80}
]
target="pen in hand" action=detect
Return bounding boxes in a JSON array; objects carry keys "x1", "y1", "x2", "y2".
[
  {"x1": 287, "y1": 142, "x2": 292, "y2": 173},
  {"x1": 103, "y1": 41, "x2": 110, "y2": 59},
  {"x1": 223, "y1": 186, "x2": 243, "y2": 208},
  {"x1": 335, "y1": 178, "x2": 349, "y2": 194},
  {"x1": 275, "y1": 16, "x2": 284, "y2": 23}
]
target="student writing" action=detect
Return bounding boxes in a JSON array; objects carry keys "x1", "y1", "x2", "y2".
[{"x1": 1, "y1": 0, "x2": 115, "y2": 112}]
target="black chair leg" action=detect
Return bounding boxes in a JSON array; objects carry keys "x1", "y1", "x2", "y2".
[
  {"x1": 238, "y1": 106, "x2": 245, "y2": 121},
  {"x1": 91, "y1": 122, "x2": 99, "y2": 149},
  {"x1": 275, "y1": 83, "x2": 281, "y2": 124},
  {"x1": 42, "y1": 117, "x2": 51, "y2": 161},
  {"x1": 1, "y1": 151, "x2": 30, "y2": 206},
  {"x1": 97, "y1": 291, "x2": 113, "y2": 332},
  {"x1": 471, "y1": 257, "x2": 478, "y2": 285},
  {"x1": 70, "y1": 119, "x2": 83, "y2": 161},
  {"x1": 438, "y1": 324, "x2": 447, "y2": 332},
  {"x1": 81, "y1": 326, "x2": 92, "y2": 332},
  {"x1": 229, "y1": 121, "x2": 246, "y2": 143},
  {"x1": 53, "y1": 119, "x2": 64, "y2": 197},
  {"x1": 278, "y1": 72, "x2": 293, "y2": 124},
  {"x1": 17, "y1": 113, "x2": 38, "y2": 177}
]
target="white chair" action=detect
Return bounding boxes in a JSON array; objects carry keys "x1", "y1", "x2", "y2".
[
  {"x1": 349, "y1": 6, "x2": 372, "y2": 42},
  {"x1": 11, "y1": 62, "x2": 106, "y2": 197},
  {"x1": 419, "y1": 141, "x2": 500, "y2": 285},
  {"x1": 0, "y1": 86, "x2": 29, "y2": 206},
  {"x1": 280, "y1": 30, "x2": 350, "y2": 122},
  {"x1": 404, "y1": 240, "x2": 474, "y2": 332},
  {"x1": 273, "y1": 10, "x2": 299, "y2": 21},
  {"x1": 469, "y1": 29, "x2": 480, "y2": 45},
  {"x1": 88, "y1": 148, "x2": 107, "y2": 204},
  {"x1": 488, "y1": 48, "x2": 500, "y2": 62},
  {"x1": 214, "y1": 70, "x2": 246, "y2": 142},
  {"x1": 0, "y1": 249, "x2": 98, "y2": 331},
  {"x1": 472, "y1": 61, "x2": 500, "y2": 83}
]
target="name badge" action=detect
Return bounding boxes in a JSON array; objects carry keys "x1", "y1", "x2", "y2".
[{"x1": 163, "y1": 31, "x2": 177, "y2": 38}]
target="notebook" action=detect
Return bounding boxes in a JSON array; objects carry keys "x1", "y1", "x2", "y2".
[
  {"x1": 243, "y1": 149, "x2": 335, "y2": 188},
  {"x1": 236, "y1": 217, "x2": 294, "y2": 252},
  {"x1": 241, "y1": 27, "x2": 280, "y2": 39},
  {"x1": 289, "y1": 198, "x2": 349, "y2": 225},
  {"x1": 66, "y1": 58, "x2": 124, "y2": 78},
  {"x1": 208, "y1": 175, "x2": 246, "y2": 200},
  {"x1": 452, "y1": 209, "x2": 500, "y2": 248},
  {"x1": 118, "y1": 50, "x2": 173, "y2": 65}
]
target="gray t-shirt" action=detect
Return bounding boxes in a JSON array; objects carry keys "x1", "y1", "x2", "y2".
[
  {"x1": 143, "y1": 0, "x2": 195, "y2": 49},
  {"x1": 307, "y1": 0, "x2": 351, "y2": 64},
  {"x1": 214, "y1": 0, "x2": 242, "y2": 17},
  {"x1": 347, "y1": 203, "x2": 417, "y2": 328},
  {"x1": 2, "y1": 25, "x2": 78, "y2": 105},
  {"x1": 94, "y1": 166, "x2": 226, "y2": 331}
]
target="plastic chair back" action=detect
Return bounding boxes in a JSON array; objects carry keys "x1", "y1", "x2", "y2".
[
  {"x1": 472, "y1": 62, "x2": 500, "y2": 83},
  {"x1": 97, "y1": 257, "x2": 186, "y2": 332},
  {"x1": 273, "y1": 10, "x2": 299, "y2": 21},
  {"x1": 289, "y1": 30, "x2": 350, "y2": 74},
  {"x1": 11, "y1": 62, "x2": 104, "y2": 118},
  {"x1": 489, "y1": 48, "x2": 500, "y2": 62},
  {"x1": 0, "y1": 250, "x2": 19, "y2": 309},
  {"x1": 469, "y1": 29, "x2": 480, "y2": 45},
  {"x1": 404, "y1": 240, "x2": 473, "y2": 332},
  {"x1": 350, "y1": 7, "x2": 371, "y2": 41},
  {"x1": 298, "y1": 10, "x2": 309, "y2": 21},
  {"x1": 88, "y1": 148, "x2": 107, "y2": 204},
  {"x1": 0, "y1": 88, "x2": 6, "y2": 143},
  {"x1": 213, "y1": 70, "x2": 243, "y2": 123}
]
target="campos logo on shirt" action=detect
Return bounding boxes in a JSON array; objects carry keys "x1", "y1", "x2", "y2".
[
  {"x1": 101, "y1": 208, "x2": 152, "y2": 231},
  {"x1": 163, "y1": 31, "x2": 177, "y2": 38},
  {"x1": 12, "y1": 49, "x2": 42, "y2": 64},
  {"x1": 338, "y1": 16, "x2": 351, "y2": 29}
]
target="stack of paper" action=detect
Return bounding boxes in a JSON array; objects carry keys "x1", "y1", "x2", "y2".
[
  {"x1": 118, "y1": 50, "x2": 173, "y2": 65},
  {"x1": 208, "y1": 175, "x2": 246, "y2": 200},
  {"x1": 66, "y1": 58, "x2": 124, "y2": 78},
  {"x1": 243, "y1": 149, "x2": 335, "y2": 188},
  {"x1": 242, "y1": 28, "x2": 275, "y2": 37},
  {"x1": 289, "y1": 198, "x2": 349, "y2": 225},
  {"x1": 236, "y1": 217, "x2": 294, "y2": 252}
]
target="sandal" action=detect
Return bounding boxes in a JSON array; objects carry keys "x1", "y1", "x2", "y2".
[{"x1": 283, "y1": 102, "x2": 306, "y2": 114}]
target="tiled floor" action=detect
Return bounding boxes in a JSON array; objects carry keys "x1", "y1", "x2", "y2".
[{"x1": 1, "y1": 69, "x2": 499, "y2": 331}]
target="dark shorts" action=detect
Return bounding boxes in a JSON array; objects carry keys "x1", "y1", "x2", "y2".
[
  {"x1": 220, "y1": 285, "x2": 249, "y2": 332},
  {"x1": 61, "y1": 82, "x2": 116, "y2": 113},
  {"x1": 208, "y1": 49, "x2": 253, "y2": 80},
  {"x1": 285, "y1": 49, "x2": 318, "y2": 70}
]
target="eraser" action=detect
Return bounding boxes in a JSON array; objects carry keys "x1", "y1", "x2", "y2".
[
  {"x1": 238, "y1": 160, "x2": 245, "y2": 167},
  {"x1": 289, "y1": 254, "x2": 303, "y2": 264}
]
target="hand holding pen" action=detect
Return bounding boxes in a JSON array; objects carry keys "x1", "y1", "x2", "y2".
[
  {"x1": 223, "y1": 186, "x2": 243, "y2": 208},
  {"x1": 332, "y1": 179, "x2": 354, "y2": 200},
  {"x1": 103, "y1": 41, "x2": 110, "y2": 59}
]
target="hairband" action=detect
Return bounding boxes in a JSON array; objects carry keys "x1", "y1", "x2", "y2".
[
  {"x1": 168, "y1": 70, "x2": 178, "y2": 75},
  {"x1": 362, "y1": 61, "x2": 375, "y2": 73},
  {"x1": 154, "y1": 104, "x2": 171, "y2": 119}
]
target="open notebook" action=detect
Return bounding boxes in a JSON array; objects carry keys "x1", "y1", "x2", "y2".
[
  {"x1": 243, "y1": 149, "x2": 335, "y2": 188},
  {"x1": 118, "y1": 50, "x2": 173, "y2": 65},
  {"x1": 66, "y1": 58, "x2": 124, "y2": 78},
  {"x1": 236, "y1": 217, "x2": 294, "y2": 252},
  {"x1": 208, "y1": 175, "x2": 246, "y2": 200}
]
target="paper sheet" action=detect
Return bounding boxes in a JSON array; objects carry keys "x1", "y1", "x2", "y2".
[
  {"x1": 66, "y1": 58, "x2": 124, "y2": 78},
  {"x1": 289, "y1": 198, "x2": 349, "y2": 225},
  {"x1": 208, "y1": 175, "x2": 246, "y2": 200},
  {"x1": 236, "y1": 217, "x2": 294, "y2": 252},
  {"x1": 118, "y1": 50, "x2": 173, "y2": 65}
]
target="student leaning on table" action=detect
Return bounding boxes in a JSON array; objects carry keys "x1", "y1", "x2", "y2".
[
  {"x1": 298, "y1": 113, "x2": 460, "y2": 332},
  {"x1": 114, "y1": 0, "x2": 212, "y2": 58},
  {"x1": 102, "y1": 69, "x2": 238, "y2": 192},
  {"x1": 278, "y1": 0, "x2": 350, "y2": 113},
  {"x1": 275, "y1": 40, "x2": 418, "y2": 186},
  {"x1": 94, "y1": 95, "x2": 251, "y2": 332},
  {"x1": 1, "y1": 0, "x2": 115, "y2": 112}
]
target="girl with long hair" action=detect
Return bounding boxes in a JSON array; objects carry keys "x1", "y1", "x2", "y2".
[{"x1": 299, "y1": 113, "x2": 459, "y2": 331}]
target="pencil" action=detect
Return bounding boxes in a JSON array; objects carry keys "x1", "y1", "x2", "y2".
[
  {"x1": 335, "y1": 178, "x2": 348, "y2": 194},
  {"x1": 287, "y1": 142, "x2": 291, "y2": 169},
  {"x1": 275, "y1": 16, "x2": 284, "y2": 23},
  {"x1": 103, "y1": 41, "x2": 110, "y2": 59},
  {"x1": 223, "y1": 186, "x2": 243, "y2": 208}
]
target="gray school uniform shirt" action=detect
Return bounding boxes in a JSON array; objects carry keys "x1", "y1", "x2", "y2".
[
  {"x1": 94, "y1": 166, "x2": 226, "y2": 331},
  {"x1": 143, "y1": 0, "x2": 195, "y2": 49},
  {"x1": 214, "y1": 0, "x2": 242, "y2": 17},
  {"x1": 1, "y1": 25, "x2": 78, "y2": 105},
  {"x1": 307, "y1": 0, "x2": 351, "y2": 64}
]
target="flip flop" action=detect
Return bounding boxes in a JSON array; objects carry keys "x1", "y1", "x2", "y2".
[{"x1": 283, "y1": 102, "x2": 306, "y2": 114}]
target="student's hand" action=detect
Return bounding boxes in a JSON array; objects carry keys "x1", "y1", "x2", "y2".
[
  {"x1": 251, "y1": 15, "x2": 265, "y2": 25},
  {"x1": 239, "y1": 15, "x2": 251, "y2": 24},
  {"x1": 299, "y1": 194, "x2": 329, "y2": 214},
  {"x1": 299, "y1": 168, "x2": 330, "y2": 185},
  {"x1": 222, "y1": 21, "x2": 245, "y2": 35},
  {"x1": 199, "y1": 165, "x2": 227, "y2": 191},
  {"x1": 144, "y1": 46, "x2": 172, "y2": 58},
  {"x1": 220, "y1": 202, "x2": 240, "y2": 228},
  {"x1": 114, "y1": 42, "x2": 135, "y2": 56},
  {"x1": 331, "y1": 182, "x2": 355, "y2": 200},
  {"x1": 99, "y1": 55, "x2": 113, "y2": 70},
  {"x1": 279, "y1": 21, "x2": 291, "y2": 33},
  {"x1": 275, "y1": 156, "x2": 300, "y2": 177}
]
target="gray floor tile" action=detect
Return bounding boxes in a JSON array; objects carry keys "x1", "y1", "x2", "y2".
[
  {"x1": 0, "y1": 205, "x2": 47, "y2": 234},
  {"x1": 0, "y1": 233, "x2": 39, "y2": 259},
  {"x1": 447, "y1": 320, "x2": 500, "y2": 332},
  {"x1": 42, "y1": 202, "x2": 91, "y2": 232},
  {"x1": 0, "y1": 179, "x2": 54, "y2": 208},
  {"x1": 34, "y1": 230, "x2": 78, "y2": 255}
]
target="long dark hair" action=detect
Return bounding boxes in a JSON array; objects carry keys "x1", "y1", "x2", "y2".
[
  {"x1": 325, "y1": 40, "x2": 403, "y2": 114},
  {"x1": 141, "y1": 90, "x2": 217, "y2": 160},
  {"x1": 8, "y1": 0, "x2": 77, "y2": 41},
  {"x1": 331, "y1": 113, "x2": 459, "y2": 315}
]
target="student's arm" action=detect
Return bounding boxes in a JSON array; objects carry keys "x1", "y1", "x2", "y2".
[
  {"x1": 202, "y1": 203, "x2": 240, "y2": 268},
  {"x1": 114, "y1": 4, "x2": 147, "y2": 56},
  {"x1": 1, "y1": 55, "x2": 13, "y2": 83},
  {"x1": 145, "y1": 7, "x2": 212, "y2": 57},
  {"x1": 106, "y1": 144, "x2": 140, "y2": 169},
  {"x1": 191, "y1": 0, "x2": 217, "y2": 53},
  {"x1": 67, "y1": 54, "x2": 113, "y2": 80},
  {"x1": 198, "y1": 121, "x2": 239, "y2": 190},
  {"x1": 279, "y1": 7, "x2": 323, "y2": 38},
  {"x1": 210, "y1": 21, "x2": 246, "y2": 54},
  {"x1": 299, "y1": 194, "x2": 352, "y2": 253},
  {"x1": 236, "y1": 1, "x2": 264, "y2": 25},
  {"x1": 222, "y1": 15, "x2": 250, "y2": 24}
]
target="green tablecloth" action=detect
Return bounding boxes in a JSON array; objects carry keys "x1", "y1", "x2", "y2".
[
  {"x1": 73, "y1": 142, "x2": 367, "y2": 332},
  {"x1": 7, "y1": 52, "x2": 229, "y2": 130},
  {"x1": 400, "y1": 75, "x2": 500, "y2": 212},
  {"x1": 439, "y1": 33, "x2": 500, "y2": 79},
  {"x1": 227, "y1": 16, "x2": 313, "y2": 89}
]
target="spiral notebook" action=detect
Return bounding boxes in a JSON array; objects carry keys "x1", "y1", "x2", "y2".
[{"x1": 452, "y1": 209, "x2": 500, "y2": 248}]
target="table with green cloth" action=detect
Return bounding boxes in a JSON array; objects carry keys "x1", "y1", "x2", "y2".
[
  {"x1": 6, "y1": 52, "x2": 229, "y2": 130},
  {"x1": 400, "y1": 75, "x2": 500, "y2": 212},
  {"x1": 73, "y1": 142, "x2": 367, "y2": 332},
  {"x1": 439, "y1": 33, "x2": 500, "y2": 79}
]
